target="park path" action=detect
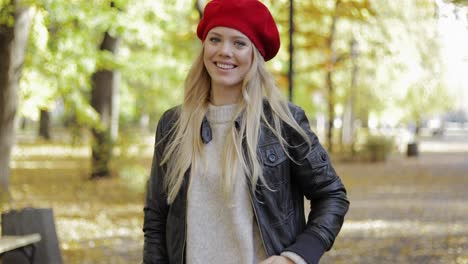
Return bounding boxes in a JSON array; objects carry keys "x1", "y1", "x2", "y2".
[
  {"x1": 6, "y1": 128, "x2": 467, "y2": 263},
  {"x1": 322, "y1": 128, "x2": 468, "y2": 264},
  {"x1": 75, "y1": 129, "x2": 468, "y2": 263}
]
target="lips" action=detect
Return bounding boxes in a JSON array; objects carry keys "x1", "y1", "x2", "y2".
[{"x1": 215, "y1": 62, "x2": 236, "y2": 70}]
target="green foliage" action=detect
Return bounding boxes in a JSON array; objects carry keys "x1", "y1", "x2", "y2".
[
  {"x1": 15, "y1": 0, "x2": 198, "y2": 128},
  {"x1": 446, "y1": 0, "x2": 468, "y2": 5},
  {"x1": 2, "y1": 0, "x2": 459, "y2": 153},
  {"x1": 255, "y1": 0, "x2": 377, "y2": 117},
  {"x1": 0, "y1": 0, "x2": 14, "y2": 26},
  {"x1": 341, "y1": 0, "x2": 455, "y2": 128}
]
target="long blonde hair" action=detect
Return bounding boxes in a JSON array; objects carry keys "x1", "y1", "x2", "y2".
[{"x1": 161, "y1": 47, "x2": 310, "y2": 204}]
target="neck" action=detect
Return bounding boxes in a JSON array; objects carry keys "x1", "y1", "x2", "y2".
[{"x1": 210, "y1": 84, "x2": 242, "y2": 106}]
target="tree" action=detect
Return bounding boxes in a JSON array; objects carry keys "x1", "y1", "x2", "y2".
[
  {"x1": 0, "y1": 0, "x2": 32, "y2": 197},
  {"x1": 18, "y1": 0, "x2": 103, "y2": 140},
  {"x1": 357, "y1": 0, "x2": 453, "y2": 131},
  {"x1": 446, "y1": 0, "x2": 468, "y2": 5},
  {"x1": 288, "y1": 0, "x2": 295, "y2": 102},
  {"x1": 397, "y1": 0, "x2": 452, "y2": 132},
  {"x1": 324, "y1": 0, "x2": 341, "y2": 153},
  {"x1": 287, "y1": 0, "x2": 374, "y2": 152},
  {"x1": 90, "y1": 30, "x2": 120, "y2": 178},
  {"x1": 38, "y1": 108, "x2": 51, "y2": 139}
]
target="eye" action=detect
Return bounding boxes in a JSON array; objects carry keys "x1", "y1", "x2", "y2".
[
  {"x1": 209, "y1": 37, "x2": 221, "y2": 43},
  {"x1": 234, "y1": 40, "x2": 247, "y2": 47}
]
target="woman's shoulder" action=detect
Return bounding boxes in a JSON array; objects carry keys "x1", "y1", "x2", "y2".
[
  {"x1": 286, "y1": 101, "x2": 303, "y2": 117},
  {"x1": 158, "y1": 105, "x2": 182, "y2": 124},
  {"x1": 156, "y1": 105, "x2": 181, "y2": 135},
  {"x1": 261, "y1": 99, "x2": 307, "y2": 126},
  {"x1": 262, "y1": 98, "x2": 301, "y2": 112}
]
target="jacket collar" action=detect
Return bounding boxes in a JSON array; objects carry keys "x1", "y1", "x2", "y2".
[
  {"x1": 200, "y1": 99, "x2": 271, "y2": 144},
  {"x1": 200, "y1": 112, "x2": 243, "y2": 144}
]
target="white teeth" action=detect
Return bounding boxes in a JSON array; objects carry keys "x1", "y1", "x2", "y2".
[{"x1": 216, "y1": 63, "x2": 235, "y2": 69}]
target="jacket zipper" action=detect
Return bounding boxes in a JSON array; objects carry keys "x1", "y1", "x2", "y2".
[{"x1": 248, "y1": 190, "x2": 270, "y2": 256}]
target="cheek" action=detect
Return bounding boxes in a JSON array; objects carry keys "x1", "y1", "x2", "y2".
[
  {"x1": 242, "y1": 49, "x2": 253, "y2": 67},
  {"x1": 242, "y1": 53, "x2": 253, "y2": 70},
  {"x1": 203, "y1": 43, "x2": 215, "y2": 56},
  {"x1": 203, "y1": 49, "x2": 211, "y2": 68},
  {"x1": 203, "y1": 46, "x2": 215, "y2": 64}
]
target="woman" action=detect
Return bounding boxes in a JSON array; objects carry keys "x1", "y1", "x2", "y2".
[{"x1": 143, "y1": 0, "x2": 349, "y2": 263}]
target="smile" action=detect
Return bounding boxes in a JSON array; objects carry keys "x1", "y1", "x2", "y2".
[{"x1": 215, "y1": 62, "x2": 236, "y2": 70}]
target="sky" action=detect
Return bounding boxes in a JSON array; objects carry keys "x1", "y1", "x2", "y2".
[{"x1": 437, "y1": 0, "x2": 468, "y2": 113}]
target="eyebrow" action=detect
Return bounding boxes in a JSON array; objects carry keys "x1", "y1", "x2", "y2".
[{"x1": 208, "y1": 31, "x2": 249, "y2": 41}]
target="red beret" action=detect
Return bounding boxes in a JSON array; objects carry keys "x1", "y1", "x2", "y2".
[{"x1": 197, "y1": 0, "x2": 280, "y2": 61}]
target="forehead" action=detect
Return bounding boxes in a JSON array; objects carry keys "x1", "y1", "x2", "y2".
[{"x1": 207, "y1": 26, "x2": 250, "y2": 40}]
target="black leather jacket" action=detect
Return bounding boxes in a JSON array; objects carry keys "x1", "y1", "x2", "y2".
[{"x1": 143, "y1": 102, "x2": 349, "y2": 264}]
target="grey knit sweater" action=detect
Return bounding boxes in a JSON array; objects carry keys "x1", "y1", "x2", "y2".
[
  {"x1": 186, "y1": 104, "x2": 306, "y2": 264},
  {"x1": 186, "y1": 104, "x2": 266, "y2": 264}
]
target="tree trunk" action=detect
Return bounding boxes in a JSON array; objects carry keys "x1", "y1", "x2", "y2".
[
  {"x1": 0, "y1": 0, "x2": 31, "y2": 198},
  {"x1": 288, "y1": 0, "x2": 294, "y2": 102},
  {"x1": 342, "y1": 38, "x2": 359, "y2": 154},
  {"x1": 325, "y1": 0, "x2": 341, "y2": 153},
  {"x1": 326, "y1": 71, "x2": 335, "y2": 153},
  {"x1": 39, "y1": 108, "x2": 51, "y2": 140},
  {"x1": 90, "y1": 32, "x2": 120, "y2": 178}
]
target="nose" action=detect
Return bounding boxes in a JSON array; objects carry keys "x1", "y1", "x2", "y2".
[{"x1": 219, "y1": 42, "x2": 233, "y2": 57}]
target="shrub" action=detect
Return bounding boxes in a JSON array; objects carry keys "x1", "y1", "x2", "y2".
[{"x1": 362, "y1": 134, "x2": 395, "y2": 162}]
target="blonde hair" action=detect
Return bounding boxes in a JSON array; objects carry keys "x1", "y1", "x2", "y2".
[{"x1": 161, "y1": 47, "x2": 310, "y2": 204}]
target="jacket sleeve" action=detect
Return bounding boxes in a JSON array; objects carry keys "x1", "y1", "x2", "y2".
[
  {"x1": 143, "y1": 112, "x2": 171, "y2": 264},
  {"x1": 284, "y1": 105, "x2": 350, "y2": 264}
]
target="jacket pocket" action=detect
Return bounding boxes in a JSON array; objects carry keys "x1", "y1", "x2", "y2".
[
  {"x1": 259, "y1": 143, "x2": 288, "y2": 186},
  {"x1": 260, "y1": 143, "x2": 287, "y2": 167},
  {"x1": 306, "y1": 144, "x2": 329, "y2": 169}
]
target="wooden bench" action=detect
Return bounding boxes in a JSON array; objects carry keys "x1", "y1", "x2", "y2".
[{"x1": 0, "y1": 233, "x2": 41, "y2": 263}]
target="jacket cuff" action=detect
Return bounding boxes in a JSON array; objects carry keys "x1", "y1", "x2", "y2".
[
  {"x1": 284, "y1": 233, "x2": 326, "y2": 264},
  {"x1": 281, "y1": 251, "x2": 307, "y2": 264}
]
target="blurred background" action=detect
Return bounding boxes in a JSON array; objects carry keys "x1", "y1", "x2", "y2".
[{"x1": 0, "y1": 0, "x2": 467, "y2": 263}]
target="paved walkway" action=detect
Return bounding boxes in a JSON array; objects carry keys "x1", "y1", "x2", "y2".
[
  {"x1": 322, "y1": 129, "x2": 468, "y2": 263},
  {"x1": 19, "y1": 129, "x2": 464, "y2": 263}
]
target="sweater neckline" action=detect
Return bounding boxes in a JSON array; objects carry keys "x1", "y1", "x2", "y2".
[{"x1": 207, "y1": 103, "x2": 238, "y2": 124}]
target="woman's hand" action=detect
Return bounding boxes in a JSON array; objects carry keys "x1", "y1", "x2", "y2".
[{"x1": 259, "y1": 255, "x2": 294, "y2": 264}]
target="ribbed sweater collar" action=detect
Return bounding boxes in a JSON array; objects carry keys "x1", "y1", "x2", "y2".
[{"x1": 207, "y1": 104, "x2": 237, "y2": 124}]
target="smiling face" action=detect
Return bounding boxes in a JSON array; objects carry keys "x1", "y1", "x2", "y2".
[{"x1": 203, "y1": 27, "x2": 253, "y2": 105}]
